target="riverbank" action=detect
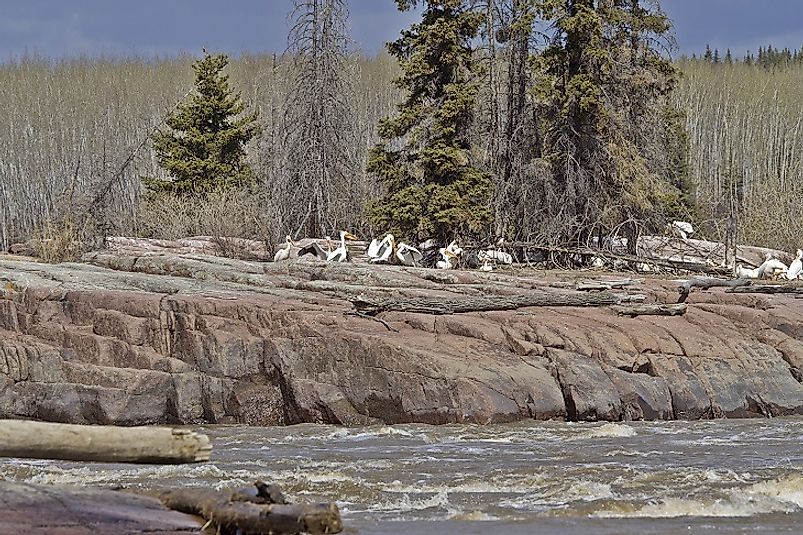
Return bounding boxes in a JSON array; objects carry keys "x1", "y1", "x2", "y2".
[{"x1": 1, "y1": 251, "x2": 802, "y2": 425}]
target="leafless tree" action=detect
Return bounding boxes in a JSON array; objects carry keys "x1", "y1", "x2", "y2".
[{"x1": 281, "y1": 0, "x2": 358, "y2": 238}]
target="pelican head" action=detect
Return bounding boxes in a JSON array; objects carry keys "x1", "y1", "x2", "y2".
[
  {"x1": 341, "y1": 230, "x2": 359, "y2": 241},
  {"x1": 797, "y1": 249, "x2": 803, "y2": 258},
  {"x1": 285, "y1": 235, "x2": 297, "y2": 247}
]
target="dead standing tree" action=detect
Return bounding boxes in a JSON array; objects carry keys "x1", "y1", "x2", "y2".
[{"x1": 282, "y1": 0, "x2": 358, "y2": 239}]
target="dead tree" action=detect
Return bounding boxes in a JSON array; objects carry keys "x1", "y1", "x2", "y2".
[{"x1": 282, "y1": 0, "x2": 357, "y2": 239}]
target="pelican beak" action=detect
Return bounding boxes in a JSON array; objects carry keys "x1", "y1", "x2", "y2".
[{"x1": 344, "y1": 232, "x2": 359, "y2": 241}]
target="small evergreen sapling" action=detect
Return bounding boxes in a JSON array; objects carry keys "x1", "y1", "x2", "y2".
[{"x1": 145, "y1": 53, "x2": 260, "y2": 196}]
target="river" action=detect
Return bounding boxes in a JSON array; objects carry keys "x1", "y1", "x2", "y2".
[{"x1": 1, "y1": 419, "x2": 801, "y2": 534}]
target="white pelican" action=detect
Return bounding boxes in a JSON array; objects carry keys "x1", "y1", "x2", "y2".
[
  {"x1": 668, "y1": 221, "x2": 695, "y2": 240},
  {"x1": 368, "y1": 234, "x2": 395, "y2": 263},
  {"x1": 590, "y1": 256, "x2": 606, "y2": 269},
  {"x1": 273, "y1": 235, "x2": 296, "y2": 262},
  {"x1": 786, "y1": 249, "x2": 803, "y2": 280},
  {"x1": 436, "y1": 248, "x2": 459, "y2": 270},
  {"x1": 327, "y1": 230, "x2": 359, "y2": 262},
  {"x1": 478, "y1": 249, "x2": 513, "y2": 265},
  {"x1": 395, "y1": 242, "x2": 423, "y2": 267},
  {"x1": 735, "y1": 264, "x2": 760, "y2": 279},
  {"x1": 479, "y1": 260, "x2": 494, "y2": 272},
  {"x1": 446, "y1": 240, "x2": 464, "y2": 256},
  {"x1": 757, "y1": 253, "x2": 788, "y2": 280}
]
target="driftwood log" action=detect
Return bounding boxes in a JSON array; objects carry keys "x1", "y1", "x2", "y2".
[
  {"x1": 677, "y1": 278, "x2": 751, "y2": 303},
  {"x1": 576, "y1": 278, "x2": 642, "y2": 292},
  {"x1": 352, "y1": 291, "x2": 623, "y2": 315},
  {"x1": 610, "y1": 303, "x2": 688, "y2": 317},
  {"x1": 729, "y1": 283, "x2": 803, "y2": 295},
  {"x1": 161, "y1": 483, "x2": 342, "y2": 535},
  {"x1": 0, "y1": 420, "x2": 211, "y2": 464}
]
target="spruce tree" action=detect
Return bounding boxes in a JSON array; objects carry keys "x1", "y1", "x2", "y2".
[
  {"x1": 531, "y1": 0, "x2": 681, "y2": 246},
  {"x1": 145, "y1": 53, "x2": 260, "y2": 195},
  {"x1": 367, "y1": 0, "x2": 492, "y2": 243}
]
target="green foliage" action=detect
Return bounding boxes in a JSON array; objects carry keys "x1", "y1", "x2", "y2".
[
  {"x1": 531, "y1": 0, "x2": 682, "y2": 242},
  {"x1": 145, "y1": 53, "x2": 260, "y2": 196},
  {"x1": 367, "y1": 0, "x2": 492, "y2": 242}
]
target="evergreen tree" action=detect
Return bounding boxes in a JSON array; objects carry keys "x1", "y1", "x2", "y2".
[
  {"x1": 713, "y1": 48, "x2": 720, "y2": 64},
  {"x1": 704, "y1": 44, "x2": 713, "y2": 62},
  {"x1": 367, "y1": 0, "x2": 492, "y2": 242},
  {"x1": 531, "y1": 0, "x2": 681, "y2": 245},
  {"x1": 145, "y1": 53, "x2": 260, "y2": 195},
  {"x1": 725, "y1": 49, "x2": 733, "y2": 64}
]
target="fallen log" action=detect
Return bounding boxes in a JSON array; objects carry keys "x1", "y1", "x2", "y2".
[
  {"x1": 576, "y1": 278, "x2": 642, "y2": 292},
  {"x1": 677, "y1": 278, "x2": 751, "y2": 303},
  {"x1": 0, "y1": 420, "x2": 211, "y2": 464},
  {"x1": 611, "y1": 303, "x2": 688, "y2": 317},
  {"x1": 352, "y1": 291, "x2": 622, "y2": 315},
  {"x1": 729, "y1": 284, "x2": 803, "y2": 295},
  {"x1": 161, "y1": 484, "x2": 342, "y2": 535}
]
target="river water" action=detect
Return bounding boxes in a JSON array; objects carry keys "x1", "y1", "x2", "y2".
[{"x1": 1, "y1": 419, "x2": 801, "y2": 534}]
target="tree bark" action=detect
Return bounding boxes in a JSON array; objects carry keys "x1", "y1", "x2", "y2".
[{"x1": 0, "y1": 420, "x2": 211, "y2": 464}]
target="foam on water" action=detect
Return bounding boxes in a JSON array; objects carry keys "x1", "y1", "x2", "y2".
[
  {"x1": 748, "y1": 474, "x2": 803, "y2": 508},
  {"x1": 593, "y1": 475, "x2": 803, "y2": 519},
  {"x1": 1, "y1": 418, "x2": 801, "y2": 533},
  {"x1": 576, "y1": 422, "x2": 638, "y2": 439}
]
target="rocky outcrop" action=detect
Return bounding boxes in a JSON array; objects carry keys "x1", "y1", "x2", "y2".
[
  {"x1": 0, "y1": 480, "x2": 201, "y2": 534},
  {"x1": 1, "y1": 252, "x2": 802, "y2": 425}
]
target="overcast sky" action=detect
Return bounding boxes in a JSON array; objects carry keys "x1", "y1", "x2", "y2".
[{"x1": 1, "y1": 1, "x2": 802, "y2": 61}]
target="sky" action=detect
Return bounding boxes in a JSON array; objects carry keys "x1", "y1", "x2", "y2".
[{"x1": 1, "y1": 1, "x2": 802, "y2": 61}]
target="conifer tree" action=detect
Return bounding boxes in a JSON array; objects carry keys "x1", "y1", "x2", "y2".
[
  {"x1": 145, "y1": 53, "x2": 260, "y2": 195},
  {"x1": 367, "y1": 0, "x2": 492, "y2": 242},
  {"x1": 531, "y1": 0, "x2": 681, "y2": 246}
]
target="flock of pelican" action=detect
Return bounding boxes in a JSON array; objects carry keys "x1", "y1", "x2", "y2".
[
  {"x1": 273, "y1": 231, "x2": 514, "y2": 271},
  {"x1": 274, "y1": 228, "x2": 803, "y2": 281},
  {"x1": 736, "y1": 250, "x2": 803, "y2": 280}
]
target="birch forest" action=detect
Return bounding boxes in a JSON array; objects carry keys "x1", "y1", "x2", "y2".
[{"x1": 1, "y1": 0, "x2": 802, "y2": 254}]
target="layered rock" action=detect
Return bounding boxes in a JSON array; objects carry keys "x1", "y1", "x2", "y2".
[{"x1": 1, "y1": 252, "x2": 801, "y2": 425}]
